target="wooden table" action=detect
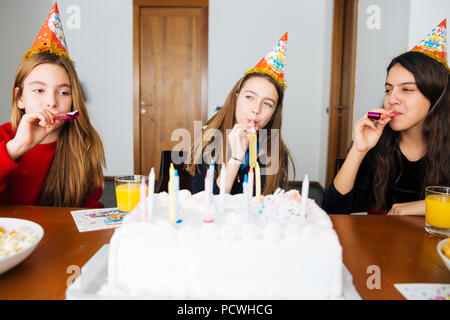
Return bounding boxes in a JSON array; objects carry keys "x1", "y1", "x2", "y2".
[{"x1": 0, "y1": 206, "x2": 448, "y2": 300}]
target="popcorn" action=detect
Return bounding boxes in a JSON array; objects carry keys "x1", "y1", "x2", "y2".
[{"x1": 0, "y1": 226, "x2": 39, "y2": 258}]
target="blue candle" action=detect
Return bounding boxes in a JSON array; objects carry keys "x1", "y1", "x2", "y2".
[{"x1": 203, "y1": 172, "x2": 214, "y2": 223}]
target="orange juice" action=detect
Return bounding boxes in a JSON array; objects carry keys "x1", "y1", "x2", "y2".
[
  {"x1": 425, "y1": 195, "x2": 450, "y2": 229},
  {"x1": 115, "y1": 183, "x2": 147, "y2": 213}
]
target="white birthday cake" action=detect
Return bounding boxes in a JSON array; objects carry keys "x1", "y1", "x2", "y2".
[{"x1": 101, "y1": 190, "x2": 343, "y2": 299}]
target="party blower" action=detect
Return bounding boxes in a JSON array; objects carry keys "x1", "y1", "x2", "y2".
[
  {"x1": 367, "y1": 111, "x2": 399, "y2": 121},
  {"x1": 53, "y1": 110, "x2": 79, "y2": 121}
]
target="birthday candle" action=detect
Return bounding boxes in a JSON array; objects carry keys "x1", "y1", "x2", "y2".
[
  {"x1": 169, "y1": 180, "x2": 175, "y2": 226},
  {"x1": 219, "y1": 165, "x2": 226, "y2": 213},
  {"x1": 204, "y1": 172, "x2": 213, "y2": 223},
  {"x1": 255, "y1": 162, "x2": 261, "y2": 205},
  {"x1": 208, "y1": 161, "x2": 214, "y2": 194},
  {"x1": 300, "y1": 174, "x2": 309, "y2": 218},
  {"x1": 243, "y1": 174, "x2": 250, "y2": 223},
  {"x1": 248, "y1": 166, "x2": 254, "y2": 197},
  {"x1": 168, "y1": 163, "x2": 176, "y2": 225},
  {"x1": 174, "y1": 170, "x2": 182, "y2": 224},
  {"x1": 169, "y1": 163, "x2": 175, "y2": 181},
  {"x1": 139, "y1": 176, "x2": 147, "y2": 222},
  {"x1": 249, "y1": 127, "x2": 257, "y2": 168},
  {"x1": 248, "y1": 167, "x2": 254, "y2": 214},
  {"x1": 208, "y1": 161, "x2": 214, "y2": 218},
  {"x1": 147, "y1": 168, "x2": 155, "y2": 221}
]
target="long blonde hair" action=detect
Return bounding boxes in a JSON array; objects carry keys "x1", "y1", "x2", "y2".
[
  {"x1": 11, "y1": 51, "x2": 106, "y2": 207},
  {"x1": 186, "y1": 72, "x2": 294, "y2": 194}
]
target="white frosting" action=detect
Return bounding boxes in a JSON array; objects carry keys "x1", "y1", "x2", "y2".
[{"x1": 102, "y1": 190, "x2": 343, "y2": 299}]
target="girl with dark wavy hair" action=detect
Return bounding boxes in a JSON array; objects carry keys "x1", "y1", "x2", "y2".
[{"x1": 322, "y1": 50, "x2": 449, "y2": 215}]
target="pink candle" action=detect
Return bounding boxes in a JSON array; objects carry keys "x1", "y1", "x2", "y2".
[{"x1": 248, "y1": 167, "x2": 254, "y2": 197}]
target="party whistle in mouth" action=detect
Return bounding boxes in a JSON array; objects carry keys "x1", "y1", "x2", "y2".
[
  {"x1": 53, "y1": 110, "x2": 79, "y2": 121},
  {"x1": 367, "y1": 111, "x2": 399, "y2": 120}
]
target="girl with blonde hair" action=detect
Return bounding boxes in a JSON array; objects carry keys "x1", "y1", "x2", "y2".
[{"x1": 187, "y1": 33, "x2": 294, "y2": 195}]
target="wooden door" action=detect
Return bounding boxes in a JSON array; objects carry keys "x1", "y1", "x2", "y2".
[
  {"x1": 325, "y1": 0, "x2": 358, "y2": 187},
  {"x1": 133, "y1": 1, "x2": 208, "y2": 178}
]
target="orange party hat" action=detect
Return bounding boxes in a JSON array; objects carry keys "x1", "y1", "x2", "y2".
[
  {"x1": 411, "y1": 19, "x2": 448, "y2": 71},
  {"x1": 245, "y1": 32, "x2": 288, "y2": 89},
  {"x1": 23, "y1": 2, "x2": 71, "y2": 63}
]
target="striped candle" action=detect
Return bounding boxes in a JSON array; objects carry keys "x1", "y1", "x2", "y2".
[
  {"x1": 219, "y1": 164, "x2": 226, "y2": 213},
  {"x1": 249, "y1": 127, "x2": 257, "y2": 167},
  {"x1": 243, "y1": 174, "x2": 250, "y2": 223},
  {"x1": 139, "y1": 176, "x2": 147, "y2": 222},
  {"x1": 204, "y1": 172, "x2": 214, "y2": 223},
  {"x1": 174, "y1": 169, "x2": 182, "y2": 224},
  {"x1": 208, "y1": 161, "x2": 214, "y2": 196},
  {"x1": 300, "y1": 174, "x2": 309, "y2": 219},
  {"x1": 248, "y1": 167, "x2": 254, "y2": 215},
  {"x1": 169, "y1": 178, "x2": 175, "y2": 226},
  {"x1": 255, "y1": 162, "x2": 261, "y2": 205},
  {"x1": 169, "y1": 163, "x2": 175, "y2": 181},
  {"x1": 147, "y1": 168, "x2": 155, "y2": 221}
]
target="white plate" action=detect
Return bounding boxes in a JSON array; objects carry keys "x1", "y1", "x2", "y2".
[
  {"x1": 0, "y1": 218, "x2": 44, "y2": 275},
  {"x1": 437, "y1": 238, "x2": 450, "y2": 271}
]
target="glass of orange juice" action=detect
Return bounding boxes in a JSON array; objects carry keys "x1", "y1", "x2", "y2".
[
  {"x1": 115, "y1": 175, "x2": 148, "y2": 213},
  {"x1": 425, "y1": 186, "x2": 450, "y2": 237}
]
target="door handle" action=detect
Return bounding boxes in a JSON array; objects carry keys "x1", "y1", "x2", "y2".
[
  {"x1": 141, "y1": 101, "x2": 152, "y2": 107},
  {"x1": 336, "y1": 105, "x2": 346, "y2": 118}
]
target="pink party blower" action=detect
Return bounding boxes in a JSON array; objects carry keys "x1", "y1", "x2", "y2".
[
  {"x1": 53, "y1": 110, "x2": 79, "y2": 121},
  {"x1": 367, "y1": 111, "x2": 399, "y2": 121}
]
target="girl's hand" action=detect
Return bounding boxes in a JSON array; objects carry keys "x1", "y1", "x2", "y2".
[
  {"x1": 387, "y1": 200, "x2": 425, "y2": 216},
  {"x1": 352, "y1": 109, "x2": 392, "y2": 153},
  {"x1": 6, "y1": 108, "x2": 64, "y2": 160},
  {"x1": 227, "y1": 123, "x2": 257, "y2": 161}
]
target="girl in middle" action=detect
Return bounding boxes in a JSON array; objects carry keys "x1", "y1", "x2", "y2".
[{"x1": 187, "y1": 33, "x2": 295, "y2": 195}]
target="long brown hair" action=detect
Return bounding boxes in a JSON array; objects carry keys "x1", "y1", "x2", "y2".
[
  {"x1": 11, "y1": 51, "x2": 106, "y2": 206},
  {"x1": 372, "y1": 51, "x2": 450, "y2": 211},
  {"x1": 186, "y1": 72, "x2": 294, "y2": 194}
]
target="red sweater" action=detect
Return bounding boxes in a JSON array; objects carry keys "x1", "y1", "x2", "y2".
[{"x1": 0, "y1": 122, "x2": 103, "y2": 208}]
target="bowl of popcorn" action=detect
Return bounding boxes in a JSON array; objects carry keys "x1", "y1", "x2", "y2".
[
  {"x1": 0, "y1": 218, "x2": 44, "y2": 275},
  {"x1": 437, "y1": 238, "x2": 450, "y2": 272}
]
